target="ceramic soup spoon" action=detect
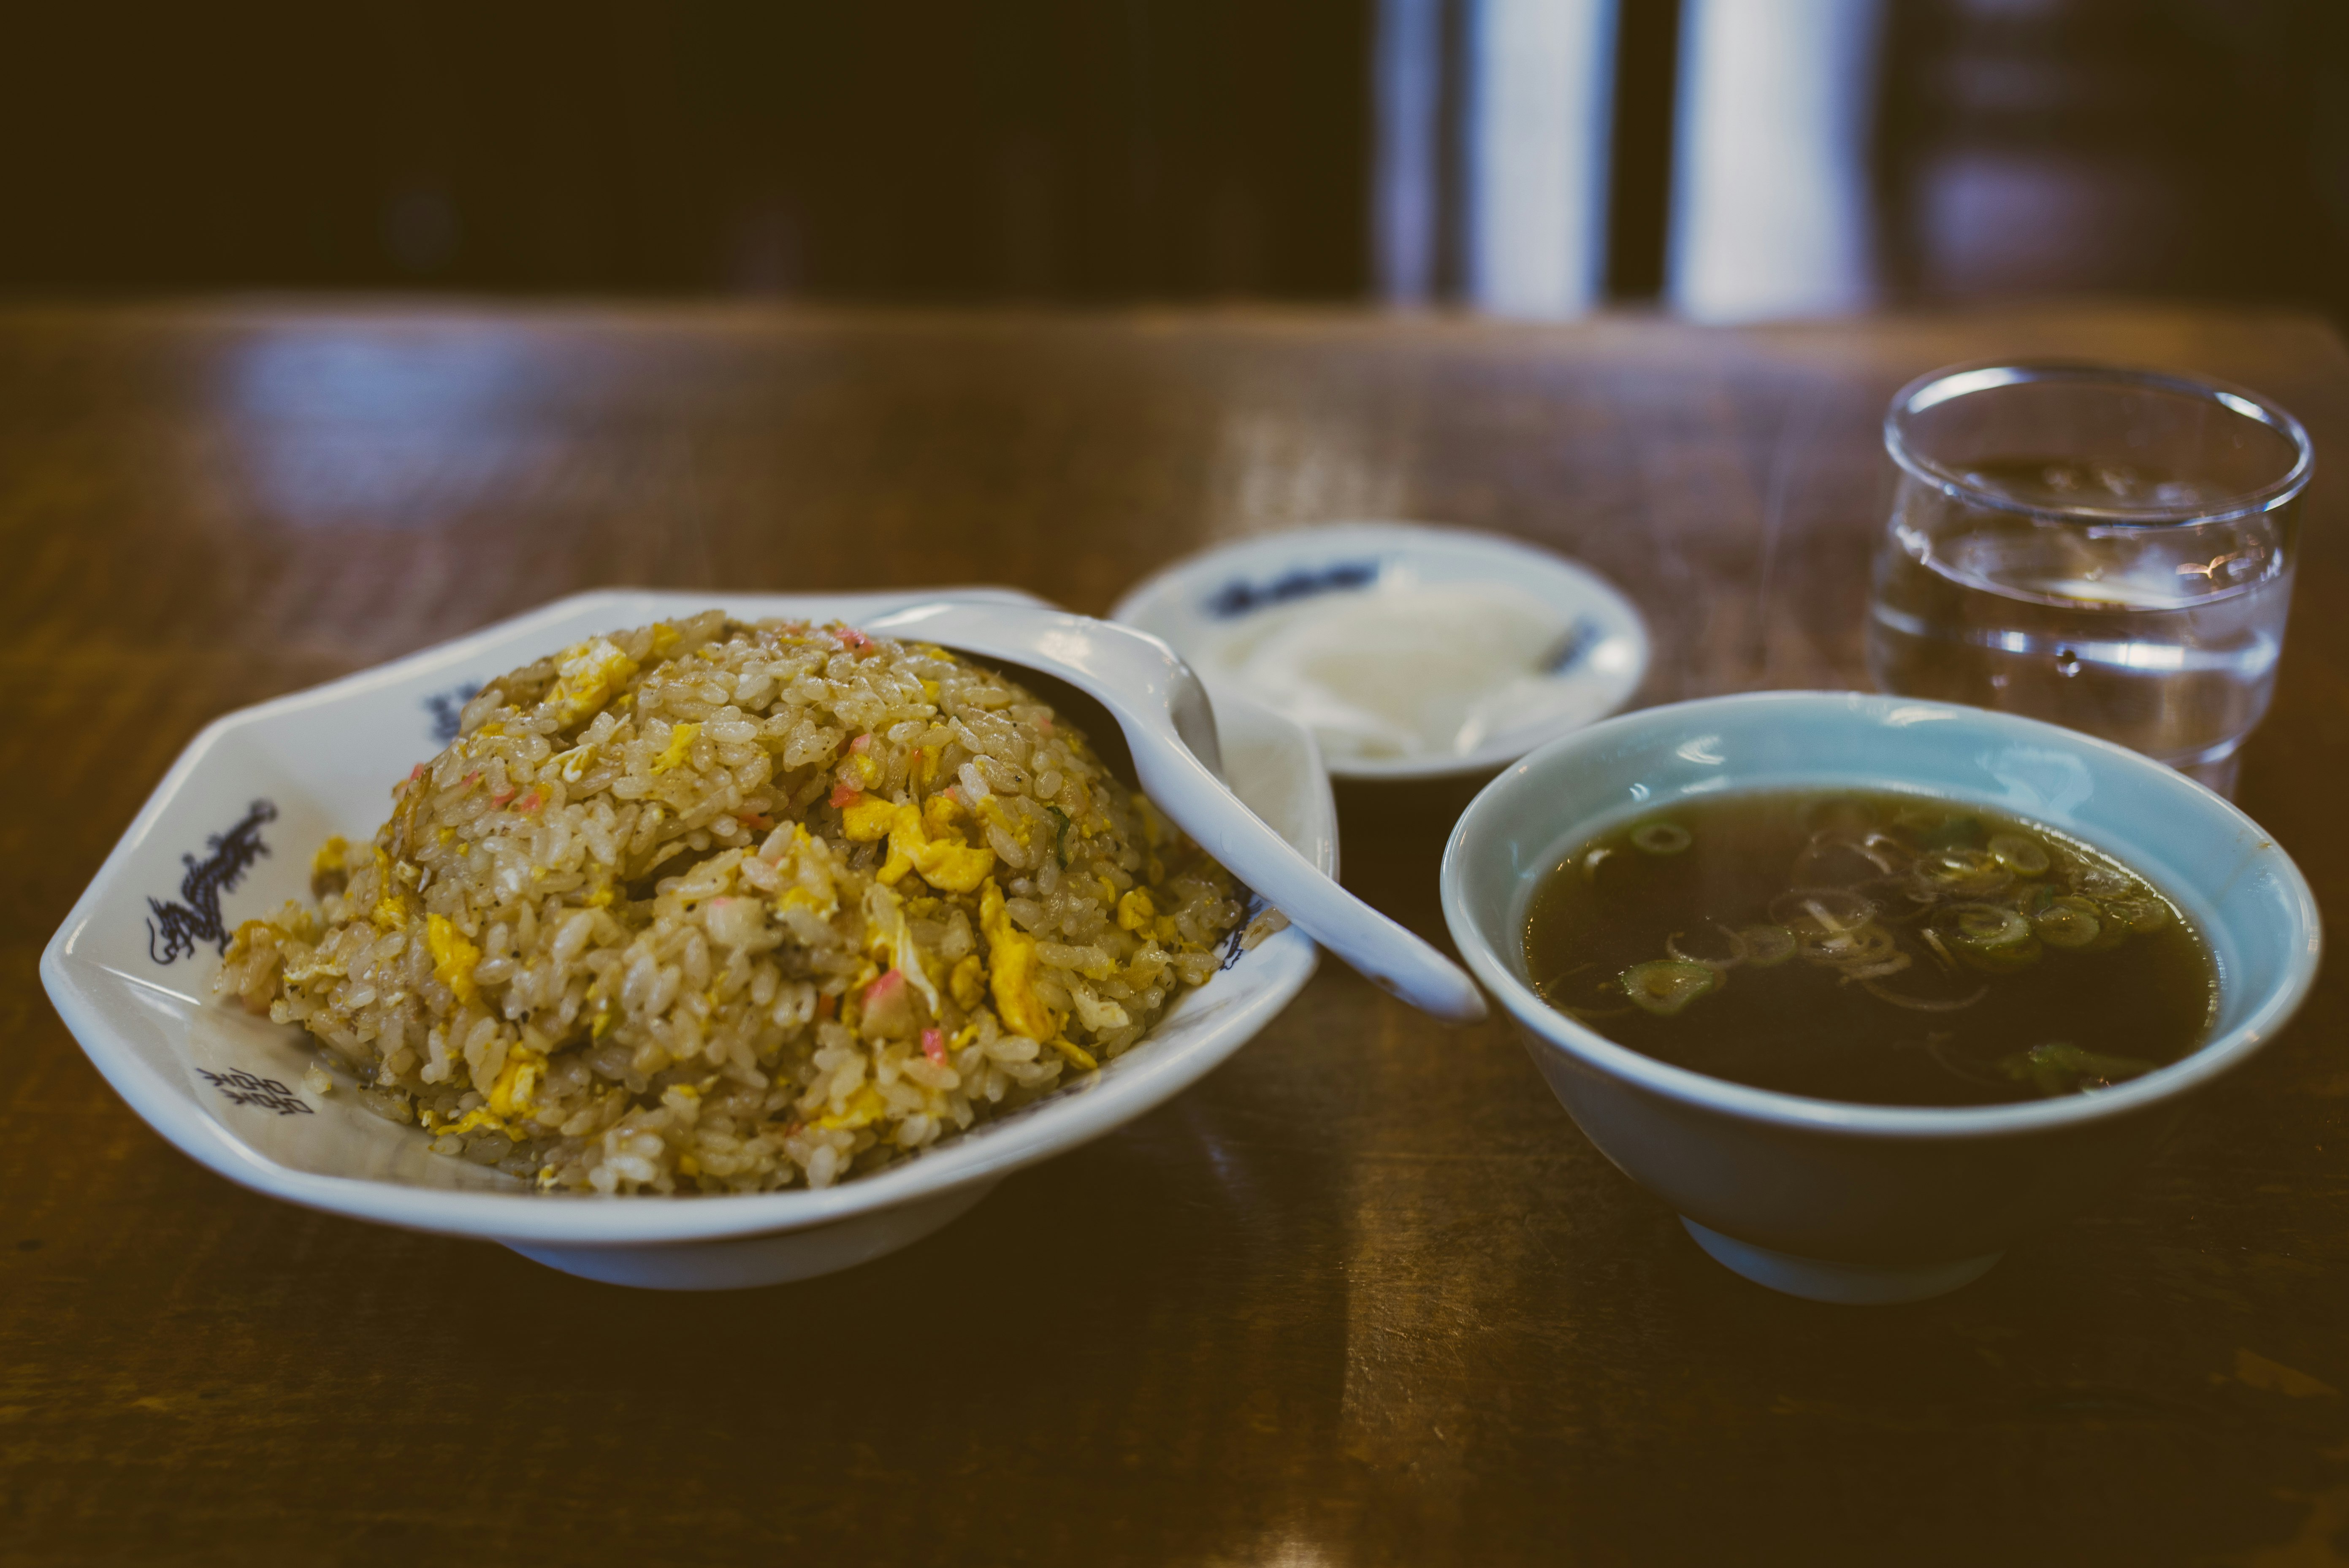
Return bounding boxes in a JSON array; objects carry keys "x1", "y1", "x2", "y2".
[{"x1": 867, "y1": 601, "x2": 1489, "y2": 1023}]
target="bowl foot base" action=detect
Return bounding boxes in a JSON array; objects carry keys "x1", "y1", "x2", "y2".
[
  {"x1": 1682, "y1": 1218, "x2": 2002, "y2": 1304},
  {"x1": 502, "y1": 1180, "x2": 998, "y2": 1290}
]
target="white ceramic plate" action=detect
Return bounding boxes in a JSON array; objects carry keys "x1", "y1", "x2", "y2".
[
  {"x1": 41, "y1": 588, "x2": 1332, "y2": 1290},
  {"x1": 1111, "y1": 520, "x2": 1650, "y2": 781}
]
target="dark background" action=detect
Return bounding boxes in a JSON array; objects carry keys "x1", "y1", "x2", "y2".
[
  {"x1": 4, "y1": 0, "x2": 2348, "y2": 315},
  {"x1": 4, "y1": 0, "x2": 1370, "y2": 301}
]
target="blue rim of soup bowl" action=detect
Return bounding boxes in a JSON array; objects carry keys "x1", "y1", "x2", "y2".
[{"x1": 1439, "y1": 691, "x2": 2323, "y2": 1139}]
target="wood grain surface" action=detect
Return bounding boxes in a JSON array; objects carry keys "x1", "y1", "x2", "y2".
[{"x1": 4, "y1": 302, "x2": 2347, "y2": 1567}]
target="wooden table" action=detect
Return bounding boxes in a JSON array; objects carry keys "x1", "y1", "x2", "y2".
[{"x1": 5, "y1": 303, "x2": 2346, "y2": 1565}]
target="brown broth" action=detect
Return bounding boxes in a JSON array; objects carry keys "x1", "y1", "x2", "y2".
[{"x1": 1520, "y1": 791, "x2": 2217, "y2": 1107}]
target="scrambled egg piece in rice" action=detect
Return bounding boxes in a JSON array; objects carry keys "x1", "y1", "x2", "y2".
[{"x1": 217, "y1": 612, "x2": 1247, "y2": 1195}]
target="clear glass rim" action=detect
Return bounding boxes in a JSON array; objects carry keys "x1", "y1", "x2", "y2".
[{"x1": 1884, "y1": 359, "x2": 2315, "y2": 527}]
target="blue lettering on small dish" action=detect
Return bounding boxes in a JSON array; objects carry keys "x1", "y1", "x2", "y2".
[
  {"x1": 146, "y1": 800, "x2": 277, "y2": 964},
  {"x1": 1203, "y1": 559, "x2": 1381, "y2": 620},
  {"x1": 196, "y1": 1067, "x2": 312, "y2": 1116},
  {"x1": 1544, "y1": 617, "x2": 1601, "y2": 674},
  {"x1": 423, "y1": 682, "x2": 483, "y2": 745}
]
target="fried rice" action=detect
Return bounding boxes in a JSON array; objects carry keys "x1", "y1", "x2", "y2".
[{"x1": 216, "y1": 612, "x2": 1249, "y2": 1195}]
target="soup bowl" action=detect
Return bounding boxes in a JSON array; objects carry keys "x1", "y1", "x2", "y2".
[{"x1": 1439, "y1": 691, "x2": 2321, "y2": 1304}]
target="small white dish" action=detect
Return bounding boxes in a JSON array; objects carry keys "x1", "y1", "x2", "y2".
[
  {"x1": 42, "y1": 588, "x2": 1333, "y2": 1291},
  {"x1": 1111, "y1": 521, "x2": 1650, "y2": 781},
  {"x1": 1441, "y1": 691, "x2": 2322, "y2": 1304}
]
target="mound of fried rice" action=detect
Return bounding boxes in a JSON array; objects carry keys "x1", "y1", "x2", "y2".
[{"x1": 217, "y1": 612, "x2": 1250, "y2": 1194}]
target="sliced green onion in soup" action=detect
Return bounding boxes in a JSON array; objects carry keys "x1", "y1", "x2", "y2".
[
  {"x1": 1916, "y1": 847, "x2": 2011, "y2": 897},
  {"x1": 1666, "y1": 924, "x2": 1748, "y2": 969},
  {"x1": 1769, "y1": 887, "x2": 1877, "y2": 934},
  {"x1": 1629, "y1": 822, "x2": 1693, "y2": 856},
  {"x1": 1617, "y1": 959, "x2": 1718, "y2": 1016},
  {"x1": 1888, "y1": 804, "x2": 1939, "y2": 835},
  {"x1": 1934, "y1": 901, "x2": 2041, "y2": 972},
  {"x1": 1939, "y1": 903, "x2": 2029, "y2": 948},
  {"x1": 1987, "y1": 833, "x2": 2051, "y2": 877},
  {"x1": 1997, "y1": 1040, "x2": 2157, "y2": 1097},
  {"x1": 1798, "y1": 918, "x2": 1899, "y2": 967},
  {"x1": 2031, "y1": 894, "x2": 2103, "y2": 950},
  {"x1": 2010, "y1": 881, "x2": 2060, "y2": 918},
  {"x1": 1738, "y1": 923, "x2": 1798, "y2": 967},
  {"x1": 2102, "y1": 895, "x2": 2174, "y2": 935},
  {"x1": 2070, "y1": 865, "x2": 2135, "y2": 899}
]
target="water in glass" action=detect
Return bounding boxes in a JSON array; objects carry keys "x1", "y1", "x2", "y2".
[
  {"x1": 1868, "y1": 458, "x2": 2292, "y2": 785},
  {"x1": 1866, "y1": 367, "x2": 2311, "y2": 797}
]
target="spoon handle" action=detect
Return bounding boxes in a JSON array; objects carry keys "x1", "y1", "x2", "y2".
[
  {"x1": 1127, "y1": 728, "x2": 1490, "y2": 1024},
  {"x1": 864, "y1": 600, "x2": 1488, "y2": 1022}
]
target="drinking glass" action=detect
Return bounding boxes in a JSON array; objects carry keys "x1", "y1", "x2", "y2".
[{"x1": 1866, "y1": 362, "x2": 2313, "y2": 797}]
